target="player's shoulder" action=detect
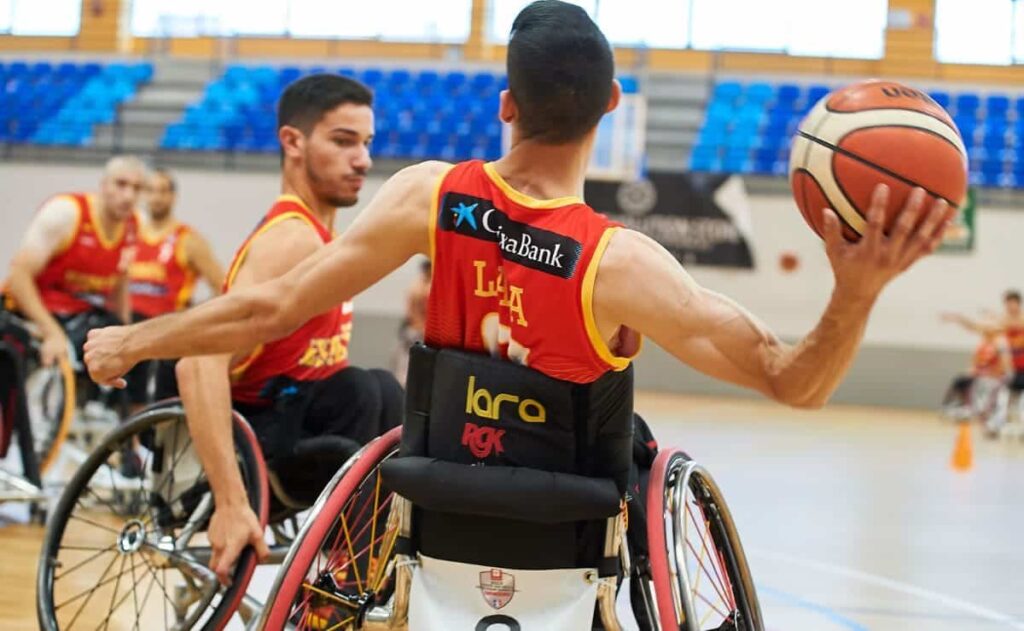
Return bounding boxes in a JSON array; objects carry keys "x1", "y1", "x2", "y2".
[
  {"x1": 600, "y1": 227, "x2": 664, "y2": 270},
  {"x1": 37, "y1": 193, "x2": 82, "y2": 222}
]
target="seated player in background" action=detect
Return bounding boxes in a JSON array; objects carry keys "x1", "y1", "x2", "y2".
[
  {"x1": 126, "y1": 168, "x2": 225, "y2": 407},
  {"x1": 2, "y1": 155, "x2": 145, "y2": 366},
  {"x1": 944, "y1": 290, "x2": 1024, "y2": 433},
  {"x1": 939, "y1": 327, "x2": 1007, "y2": 424},
  {"x1": 171, "y1": 74, "x2": 402, "y2": 583}
]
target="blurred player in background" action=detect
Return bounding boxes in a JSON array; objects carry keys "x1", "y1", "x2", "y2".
[
  {"x1": 944, "y1": 290, "x2": 1024, "y2": 435},
  {"x1": 939, "y1": 328, "x2": 1006, "y2": 424},
  {"x1": 125, "y1": 168, "x2": 224, "y2": 406}
]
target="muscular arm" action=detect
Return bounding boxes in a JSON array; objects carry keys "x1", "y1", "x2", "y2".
[
  {"x1": 184, "y1": 230, "x2": 225, "y2": 294},
  {"x1": 597, "y1": 186, "x2": 953, "y2": 410},
  {"x1": 7, "y1": 198, "x2": 78, "y2": 362},
  {"x1": 177, "y1": 218, "x2": 320, "y2": 581},
  {"x1": 597, "y1": 230, "x2": 872, "y2": 408},
  {"x1": 86, "y1": 161, "x2": 448, "y2": 381}
]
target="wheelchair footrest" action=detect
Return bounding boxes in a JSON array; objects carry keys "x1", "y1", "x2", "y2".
[{"x1": 381, "y1": 457, "x2": 621, "y2": 524}]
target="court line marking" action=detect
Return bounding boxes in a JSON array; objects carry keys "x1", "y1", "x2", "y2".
[
  {"x1": 751, "y1": 548, "x2": 1024, "y2": 630},
  {"x1": 757, "y1": 584, "x2": 869, "y2": 631}
]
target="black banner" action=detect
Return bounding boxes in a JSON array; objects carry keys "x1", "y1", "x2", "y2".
[{"x1": 584, "y1": 172, "x2": 755, "y2": 269}]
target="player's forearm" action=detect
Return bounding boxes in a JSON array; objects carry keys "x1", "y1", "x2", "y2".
[
  {"x1": 123, "y1": 283, "x2": 286, "y2": 363},
  {"x1": 6, "y1": 268, "x2": 63, "y2": 338},
  {"x1": 177, "y1": 356, "x2": 249, "y2": 507},
  {"x1": 766, "y1": 288, "x2": 876, "y2": 409}
]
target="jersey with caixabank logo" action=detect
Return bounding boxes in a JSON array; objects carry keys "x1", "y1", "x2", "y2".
[{"x1": 425, "y1": 160, "x2": 641, "y2": 464}]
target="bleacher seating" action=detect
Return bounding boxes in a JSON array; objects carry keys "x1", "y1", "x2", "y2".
[
  {"x1": 159, "y1": 64, "x2": 638, "y2": 162},
  {"x1": 691, "y1": 79, "x2": 1022, "y2": 188},
  {"x1": 0, "y1": 60, "x2": 152, "y2": 147}
]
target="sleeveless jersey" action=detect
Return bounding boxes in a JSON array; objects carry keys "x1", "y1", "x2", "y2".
[
  {"x1": 129, "y1": 220, "x2": 197, "y2": 318},
  {"x1": 31, "y1": 193, "x2": 136, "y2": 316},
  {"x1": 425, "y1": 160, "x2": 640, "y2": 384},
  {"x1": 972, "y1": 340, "x2": 1004, "y2": 378},
  {"x1": 226, "y1": 195, "x2": 354, "y2": 405},
  {"x1": 1005, "y1": 325, "x2": 1024, "y2": 372}
]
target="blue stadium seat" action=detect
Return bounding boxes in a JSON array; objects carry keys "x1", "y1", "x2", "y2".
[
  {"x1": 987, "y1": 94, "x2": 1010, "y2": 118},
  {"x1": 745, "y1": 83, "x2": 774, "y2": 104},
  {"x1": 955, "y1": 93, "x2": 981, "y2": 115},
  {"x1": 929, "y1": 91, "x2": 951, "y2": 109},
  {"x1": 712, "y1": 82, "x2": 742, "y2": 104}
]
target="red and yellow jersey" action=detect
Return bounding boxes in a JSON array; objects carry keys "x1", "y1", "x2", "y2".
[
  {"x1": 425, "y1": 160, "x2": 641, "y2": 384},
  {"x1": 226, "y1": 195, "x2": 354, "y2": 405},
  {"x1": 1005, "y1": 325, "x2": 1024, "y2": 372},
  {"x1": 972, "y1": 340, "x2": 1004, "y2": 378},
  {"x1": 28, "y1": 193, "x2": 136, "y2": 316},
  {"x1": 129, "y1": 220, "x2": 197, "y2": 319}
]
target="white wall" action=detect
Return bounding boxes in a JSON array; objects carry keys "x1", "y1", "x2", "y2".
[{"x1": 0, "y1": 161, "x2": 1018, "y2": 353}]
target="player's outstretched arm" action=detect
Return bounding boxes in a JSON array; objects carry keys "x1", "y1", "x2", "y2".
[
  {"x1": 598, "y1": 184, "x2": 953, "y2": 409},
  {"x1": 85, "y1": 161, "x2": 450, "y2": 387}
]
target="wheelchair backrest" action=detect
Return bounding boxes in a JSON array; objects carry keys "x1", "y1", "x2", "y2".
[
  {"x1": 393, "y1": 344, "x2": 633, "y2": 571},
  {"x1": 402, "y1": 344, "x2": 634, "y2": 492}
]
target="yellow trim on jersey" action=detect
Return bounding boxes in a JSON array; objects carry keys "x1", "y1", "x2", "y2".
[
  {"x1": 86, "y1": 195, "x2": 127, "y2": 250},
  {"x1": 581, "y1": 227, "x2": 641, "y2": 372},
  {"x1": 483, "y1": 162, "x2": 584, "y2": 210},
  {"x1": 230, "y1": 345, "x2": 264, "y2": 379},
  {"x1": 428, "y1": 165, "x2": 456, "y2": 268},
  {"x1": 53, "y1": 195, "x2": 84, "y2": 256},
  {"x1": 137, "y1": 216, "x2": 180, "y2": 247},
  {"x1": 224, "y1": 211, "x2": 311, "y2": 289}
]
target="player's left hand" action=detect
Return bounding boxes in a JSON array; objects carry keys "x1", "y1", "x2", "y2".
[
  {"x1": 823, "y1": 184, "x2": 955, "y2": 302},
  {"x1": 84, "y1": 325, "x2": 135, "y2": 388}
]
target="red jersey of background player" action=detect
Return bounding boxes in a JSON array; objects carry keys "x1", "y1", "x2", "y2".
[
  {"x1": 129, "y1": 220, "x2": 197, "y2": 318},
  {"x1": 225, "y1": 196, "x2": 354, "y2": 405},
  {"x1": 1004, "y1": 325, "x2": 1024, "y2": 373},
  {"x1": 425, "y1": 160, "x2": 640, "y2": 384},
  {"x1": 26, "y1": 193, "x2": 136, "y2": 316}
]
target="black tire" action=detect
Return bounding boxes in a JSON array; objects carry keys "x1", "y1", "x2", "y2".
[{"x1": 36, "y1": 402, "x2": 269, "y2": 631}]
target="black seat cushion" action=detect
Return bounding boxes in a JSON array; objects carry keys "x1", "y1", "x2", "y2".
[{"x1": 381, "y1": 457, "x2": 620, "y2": 524}]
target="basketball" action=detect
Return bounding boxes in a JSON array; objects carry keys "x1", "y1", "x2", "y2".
[{"x1": 789, "y1": 80, "x2": 969, "y2": 241}]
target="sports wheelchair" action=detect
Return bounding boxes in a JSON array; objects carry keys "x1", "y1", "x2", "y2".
[
  {"x1": 0, "y1": 308, "x2": 142, "y2": 490},
  {"x1": 37, "y1": 345, "x2": 763, "y2": 630},
  {"x1": 258, "y1": 345, "x2": 762, "y2": 630},
  {"x1": 35, "y1": 396, "x2": 375, "y2": 630}
]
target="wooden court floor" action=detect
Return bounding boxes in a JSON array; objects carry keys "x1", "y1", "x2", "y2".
[{"x1": 2, "y1": 392, "x2": 1023, "y2": 630}]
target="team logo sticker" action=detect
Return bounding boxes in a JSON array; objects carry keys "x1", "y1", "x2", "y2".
[{"x1": 478, "y1": 568, "x2": 516, "y2": 610}]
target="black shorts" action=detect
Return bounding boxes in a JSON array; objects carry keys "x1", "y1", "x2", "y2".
[
  {"x1": 234, "y1": 366, "x2": 404, "y2": 463},
  {"x1": 1011, "y1": 372, "x2": 1024, "y2": 392}
]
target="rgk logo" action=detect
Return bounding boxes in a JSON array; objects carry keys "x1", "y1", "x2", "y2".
[
  {"x1": 462, "y1": 422, "x2": 505, "y2": 458},
  {"x1": 465, "y1": 376, "x2": 546, "y2": 424}
]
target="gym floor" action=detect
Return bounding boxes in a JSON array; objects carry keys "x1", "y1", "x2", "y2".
[{"x1": 2, "y1": 392, "x2": 1022, "y2": 630}]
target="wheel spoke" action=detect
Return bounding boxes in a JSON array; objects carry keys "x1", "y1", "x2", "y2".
[
  {"x1": 62, "y1": 550, "x2": 120, "y2": 630},
  {"x1": 56, "y1": 543, "x2": 119, "y2": 580}
]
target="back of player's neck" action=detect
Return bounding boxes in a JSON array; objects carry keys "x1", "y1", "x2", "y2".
[{"x1": 493, "y1": 141, "x2": 589, "y2": 199}]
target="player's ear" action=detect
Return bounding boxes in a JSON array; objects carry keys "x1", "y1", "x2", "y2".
[
  {"x1": 607, "y1": 79, "x2": 622, "y2": 114},
  {"x1": 499, "y1": 89, "x2": 517, "y2": 124},
  {"x1": 278, "y1": 125, "x2": 304, "y2": 160}
]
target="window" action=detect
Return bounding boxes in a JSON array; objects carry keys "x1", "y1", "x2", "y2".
[
  {"x1": 0, "y1": 0, "x2": 81, "y2": 36},
  {"x1": 935, "y1": 0, "x2": 1015, "y2": 65},
  {"x1": 130, "y1": 0, "x2": 472, "y2": 42},
  {"x1": 487, "y1": 0, "x2": 886, "y2": 58}
]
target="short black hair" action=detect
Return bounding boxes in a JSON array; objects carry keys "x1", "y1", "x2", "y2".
[
  {"x1": 277, "y1": 74, "x2": 373, "y2": 133},
  {"x1": 507, "y1": 0, "x2": 614, "y2": 144},
  {"x1": 151, "y1": 168, "x2": 176, "y2": 193},
  {"x1": 1005, "y1": 290, "x2": 1021, "y2": 303}
]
